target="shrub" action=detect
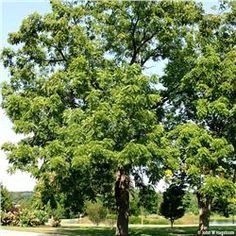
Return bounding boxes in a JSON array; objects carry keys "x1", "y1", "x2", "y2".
[
  {"x1": 48, "y1": 216, "x2": 61, "y2": 227},
  {"x1": 19, "y1": 210, "x2": 36, "y2": 227},
  {"x1": 107, "y1": 213, "x2": 116, "y2": 220},
  {"x1": 1, "y1": 211, "x2": 19, "y2": 226},
  {"x1": 143, "y1": 217, "x2": 169, "y2": 225},
  {"x1": 34, "y1": 210, "x2": 49, "y2": 225},
  {"x1": 129, "y1": 216, "x2": 141, "y2": 224},
  {"x1": 1, "y1": 209, "x2": 48, "y2": 227},
  {"x1": 47, "y1": 208, "x2": 62, "y2": 227},
  {"x1": 18, "y1": 209, "x2": 48, "y2": 227},
  {"x1": 129, "y1": 215, "x2": 170, "y2": 225},
  {"x1": 85, "y1": 199, "x2": 107, "y2": 226}
]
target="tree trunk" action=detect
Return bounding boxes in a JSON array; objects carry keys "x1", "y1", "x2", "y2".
[
  {"x1": 115, "y1": 169, "x2": 129, "y2": 236},
  {"x1": 141, "y1": 206, "x2": 144, "y2": 225},
  {"x1": 197, "y1": 193, "x2": 211, "y2": 235},
  {"x1": 170, "y1": 219, "x2": 174, "y2": 229},
  {"x1": 199, "y1": 204, "x2": 210, "y2": 232}
]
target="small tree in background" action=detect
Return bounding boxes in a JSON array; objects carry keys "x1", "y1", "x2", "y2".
[
  {"x1": 85, "y1": 199, "x2": 107, "y2": 226},
  {"x1": 160, "y1": 184, "x2": 186, "y2": 228},
  {"x1": 0, "y1": 184, "x2": 13, "y2": 212}
]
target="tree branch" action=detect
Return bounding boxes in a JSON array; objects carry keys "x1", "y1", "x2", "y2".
[
  {"x1": 130, "y1": 14, "x2": 140, "y2": 65},
  {"x1": 138, "y1": 31, "x2": 157, "y2": 52},
  {"x1": 53, "y1": 45, "x2": 67, "y2": 62}
]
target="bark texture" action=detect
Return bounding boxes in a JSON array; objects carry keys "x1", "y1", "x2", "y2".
[
  {"x1": 197, "y1": 193, "x2": 211, "y2": 235},
  {"x1": 115, "y1": 170, "x2": 129, "y2": 236}
]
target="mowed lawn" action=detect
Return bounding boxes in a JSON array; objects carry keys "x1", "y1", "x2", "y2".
[{"x1": 2, "y1": 225, "x2": 236, "y2": 236}]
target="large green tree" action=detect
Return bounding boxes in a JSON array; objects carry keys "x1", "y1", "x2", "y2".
[
  {"x1": 2, "y1": 1, "x2": 224, "y2": 235},
  {"x1": 166, "y1": 124, "x2": 235, "y2": 233},
  {"x1": 161, "y1": 2, "x2": 236, "y2": 233}
]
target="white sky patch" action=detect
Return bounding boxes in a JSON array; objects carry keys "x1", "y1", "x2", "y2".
[
  {"x1": 0, "y1": 108, "x2": 36, "y2": 191},
  {"x1": 155, "y1": 179, "x2": 167, "y2": 193},
  {"x1": 0, "y1": 0, "x2": 51, "y2": 192}
]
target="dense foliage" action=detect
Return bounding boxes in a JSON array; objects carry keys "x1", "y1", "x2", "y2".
[
  {"x1": 160, "y1": 184, "x2": 186, "y2": 227},
  {"x1": 85, "y1": 199, "x2": 108, "y2": 226},
  {"x1": 0, "y1": 185, "x2": 13, "y2": 212},
  {"x1": 1, "y1": 1, "x2": 235, "y2": 235},
  {"x1": 0, "y1": 209, "x2": 48, "y2": 227}
]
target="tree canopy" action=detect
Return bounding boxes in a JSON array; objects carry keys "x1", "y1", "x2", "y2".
[
  {"x1": 1, "y1": 1, "x2": 235, "y2": 235},
  {"x1": 160, "y1": 184, "x2": 186, "y2": 228}
]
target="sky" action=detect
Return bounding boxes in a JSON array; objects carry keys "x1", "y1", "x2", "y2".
[
  {"x1": 0, "y1": 0, "x2": 51, "y2": 191},
  {"x1": 0, "y1": 0, "x2": 218, "y2": 192}
]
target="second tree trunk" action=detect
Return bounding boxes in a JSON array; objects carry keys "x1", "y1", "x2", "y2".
[
  {"x1": 197, "y1": 193, "x2": 211, "y2": 235},
  {"x1": 115, "y1": 170, "x2": 129, "y2": 236}
]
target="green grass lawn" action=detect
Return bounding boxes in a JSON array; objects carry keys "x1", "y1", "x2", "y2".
[{"x1": 2, "y1": 225, "x2": 236, "y2": 236}]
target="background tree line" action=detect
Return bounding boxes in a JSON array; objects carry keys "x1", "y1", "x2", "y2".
[{"x1": 1, "y1": 183, "x2": 235, "y2": 228}]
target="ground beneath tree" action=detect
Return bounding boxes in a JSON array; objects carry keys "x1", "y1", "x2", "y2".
[
  {"x1": 0, "y1": 230, "x2": 51, "y2": 236},
  {"x1": 1, "y1": 225, "x2": 235, "y2": 236}
]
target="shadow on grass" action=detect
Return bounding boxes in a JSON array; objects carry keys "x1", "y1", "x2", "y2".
[
  {"x1": 3, "y1": 225, "x2": 235, "y2": 236},
  {"x1": 53, "y1": 226, "x2": 236, "y2": 236},
  {"x1": 129, "y1": 227, "x2": 197, "y2": 236},
  {"x1": 54, "y1": 226, "x2": 114, "y2": 236}
]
